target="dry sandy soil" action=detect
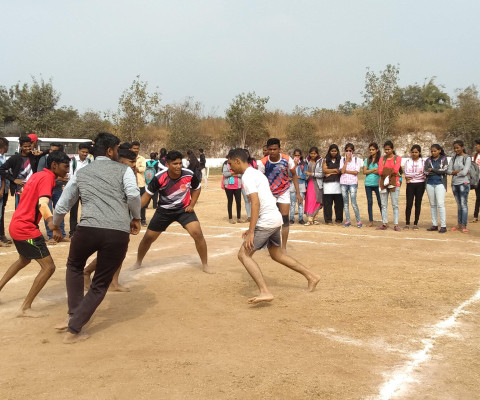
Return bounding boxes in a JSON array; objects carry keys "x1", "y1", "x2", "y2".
[{"x1": 1, "y1": 175, "x2": 479, "y2": 400}]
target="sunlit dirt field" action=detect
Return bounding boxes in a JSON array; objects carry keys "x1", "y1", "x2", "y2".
[{"x1": 1, "y1": 175, "x2": 479, "y2": 400}]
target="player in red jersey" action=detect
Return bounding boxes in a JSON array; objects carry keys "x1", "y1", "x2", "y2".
[
  {"x1": 132, "y1": 150, "x2": 213, "y2": 274},
  {"x1": 0, "y1": 151, "x2": 70, "y2": 317}
]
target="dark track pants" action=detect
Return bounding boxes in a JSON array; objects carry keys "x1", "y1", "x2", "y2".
[{"x1": 66, "y1": 226, "x2": 129, "y2": 334}]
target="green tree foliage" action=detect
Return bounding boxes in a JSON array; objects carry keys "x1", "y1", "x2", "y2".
[
  {"x1": 167, "y1": 98, "x2": 210, "y2": 153},
  {"x1": 396, "y1": 77, "x2": 451, "y2": 112},
  {"x1": 448, "y1": 85, "x2": 480, "y2": 148},
  {"x1": 337, "y1": 101, "x2": 359, "y2": 115},
  {"x1": 360, "y1": 64, "x2": 400, "y2": 144},
  {"x1": 9, "y1": 77, "x2": 60, "y2": 134},
  {"x1": 225, "y1": 92, "x2": 269, "y2": 148},
  {"x1": 113, "y1": 76, "x2": 161, "y2": 142},
  {"x1": 286, "y1": 118, "x2": 318, "y2": 152}
]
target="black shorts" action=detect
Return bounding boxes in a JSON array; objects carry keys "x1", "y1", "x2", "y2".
[
  {"x1": 148, "y1": 208, "x2": 199, "y2": 232},
  {"x1": 13, "y1": 235, "x2": 50, "y2": 259}
]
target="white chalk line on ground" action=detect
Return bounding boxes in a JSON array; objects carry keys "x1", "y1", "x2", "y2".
[
  {"x1": 372, "y1": 285, "x2": 480, "y2": 400},
  {"x1": 307, "y1": 328, "x2": 405, "y2": 354}
]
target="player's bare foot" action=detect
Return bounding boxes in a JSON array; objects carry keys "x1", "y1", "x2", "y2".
[
  {"x1": 83, "y1": 274, "x2": 92, "y2": 290},
  {"x1": 202, "y1": 265, "x2": 215, "y2": 274},
  {"x1": 16, "y1": 308, "x2": 46, "y2": 318},
  {"x1": 55, "y1": 319, "x2": 69, "y2": 331},
  {"x1": 63, "y1": 332, "x2": 90, "y2": 344},
  {"x1": 247, "y1": 293, "x2": 274, "y2": 304},
  {"x1": 307, "y1": 274, "x2": 321, "y2": 292},
  {"x1": 108, "y1": 284, "x2": 130, "y2": 292},
  {"x1": 131, "y1": 262, "x2": 142, "y2": 271}
]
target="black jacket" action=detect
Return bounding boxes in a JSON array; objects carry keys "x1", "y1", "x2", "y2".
[{"x1": 0, "y1": 152, "x2": 44, "y2": 195}]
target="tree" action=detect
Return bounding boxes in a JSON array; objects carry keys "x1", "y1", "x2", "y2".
[
  {"x1": 337, "y1": 101, "x2": 359, "y2": 115},
  {"x1": 167, "y1": 98, "x2": 210, "y2": 153},
  {"x1": 10, "y1": 77, "x2": 60, "y2": 134},
  {"x1": 225, "y1": 92, "x2": 269, "y2": 148},
  {"x1": 285, "y1": 118, "x2": 318, "y2": 152},
  {"x1": 113, "y1": 76, "x2": 161, "y2": 142},
  {"x1": 448, "y1": 85, "x2": 480, "y2": 148},
  {"x1": 360, "y1": 64, "x2": 400, "y2": 144},
  {"x1": 396, "y1": 77, "x2": 451, "y2": 112}
]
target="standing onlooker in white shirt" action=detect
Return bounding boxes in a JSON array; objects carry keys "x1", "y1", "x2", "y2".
[
  {"x1": 339, "y1": 143, "x2": 363, "y2": 228},
  {"x1": 403, "y1": 145, "x2": 426, "y2": 230},
  {"x1": 69, "y1": 143, "x2": 91, "y2": 237},
  {"x1": 130, "y1": 141, "x2": 147, "y2": 226}
]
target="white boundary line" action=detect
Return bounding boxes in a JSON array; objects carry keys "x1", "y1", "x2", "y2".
[{"x1": 374, "y1": 286, "x2": 480, "y2": 400}]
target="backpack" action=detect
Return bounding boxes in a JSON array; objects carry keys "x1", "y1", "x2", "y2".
[
  {"x1": 455, "y1": 155, "x2": 480, "y2": 188},
  {"x1": 145, "y1": 160, "x2": 158, "y2": 184},
  {"x1": 71, "y1": 156, "x2": 91, "y2": 175}
]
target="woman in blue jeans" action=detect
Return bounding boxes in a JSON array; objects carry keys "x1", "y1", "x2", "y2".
[
  {"x1": 339, "y1": 143, "x2": 363, "y2": 227},
  {"x1": 363, "y1": 142, "x2": 382, "y2": 227},
  {"x1": 289, "y1": 149, "x2": 307, "y2": 224},
  {"x1": 447, "y1": 140, "x2": 471, "y2": 233}
]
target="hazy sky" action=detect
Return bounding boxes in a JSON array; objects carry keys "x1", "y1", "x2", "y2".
[{"x1": 2, "y1": 0, "x2": 479, "y2": 116}]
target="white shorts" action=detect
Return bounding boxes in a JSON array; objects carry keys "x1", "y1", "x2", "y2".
[{"x1": 275, "y1": 191, "x2": 291, "y2": 204}]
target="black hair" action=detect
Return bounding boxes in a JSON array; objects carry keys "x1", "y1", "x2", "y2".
[
  {"x1": 368, "y1": 142, "x2": 381, "y2": 164},
  {"x1": 0, "y1": 137, "x2": 8, "y2": 149},
  {"x1": 119, "y1": 142, "x2": 131, "y2": 150},
  {"x1": 93, "y1": 132, "x2": 120, "y2": 157},
  {"x1": 131, "y1": 140, "x2": 140, "y2": 147},
  {"x1": 50, "y1": 142, "x2": 64, "y2": 152},
  {"x1": 166, "y1": 150, "x2": 183, "y2": 162},
  {"x1": 266, "y1": 138, "x2": 280, "y2": 147},
  {"x1": 19, "y1": 136, "x2": 32, "y2": 146},
  {"x1": 453, "y1": 139, "x2": 466, "y2": 153},
  {"x1": 47, "y1": 150, "x2": 71, "y2": 168},
  {"x1": 383, "y1": 140, "x2": 394, "y2": 149},
  {"x1": 187, "y1": 151, "x2": 201, "y2": 171},
  {"x1": 119, "y1": 148, "x2": 136, "y2": 161},
  {"x1": 308, "y1": 147, "x2": 320, "y2": 161},
  {"x1": 79, "y1": 142, "x2": 90, "y2": 150},
  {"x1": 160, "y1": 148, "x2": 167, "y2": 158},
  {"x1": 227, "y1": 148, "x2": 249, "y2": 163},
  {"x1": 243, "y1": 148, "x2": 255, "y2": 164},
  {"x1": 475, "y1": 139, "x2": 480, "y2": 145},
  {"x1": 262, "y1": 144, "x2": 268, "y2": 149},
  {"x1": 431, "y1": 144, "x2": 445, "y2": 157},
  {"x1": 344, "y1": 143, "x2": 355, "y2": 151},
  {"x1": 199, "y1": 148, "x2": 204, "y2": 153},
  {"x1": 325, "y1": 144, "x2": 340, "y2": 163},
  {"x1": 150, "y1": 152, "x2": 157, "y2": 159},
  {"x1": 293, "y1": 148, "x2": 303, "y2": 161},
  {"x1": 410, "y1": 144, "x2": 422, "y2": 158}
]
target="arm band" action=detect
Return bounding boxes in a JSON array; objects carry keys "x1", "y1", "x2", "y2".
[{"x1": 38, "y1": 197, "x2": 53, "y2": 220}]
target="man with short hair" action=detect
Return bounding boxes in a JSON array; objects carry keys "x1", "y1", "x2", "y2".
[
  {"x1": 0, "y1": 138, "x2": 12, "y2": 246},
  {"x1": 257, "y1": 138, "x2": 302, "y2": 250},
  {"x1": 38, "y1": 143, "x2": 69, "y2": 242},
  {"x1": 54, "y1": 132, "x2": 141, "y2": 343},
  {"x1": 68, "y1": 143, "x2": 92, "y2": 237},
  {"x1": 132, "y1": 150, "x2": 212, "y2": 274},
  {"x1": 0, "y1": 136, "x2": 42, "y2": 208},
  {"x1": 228, "y1": 148, "x2": 320, "y2": 304},
  {"x1": 130, "y1": 141, "x2": 147, "y2": 226},
  {"x1": 0, "y1": 150, "x2": 70, "y2": 317}
]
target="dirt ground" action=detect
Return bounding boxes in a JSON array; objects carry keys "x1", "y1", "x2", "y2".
[{"x1": 1, "y1": 175, "x2": 479, "y2": 400}]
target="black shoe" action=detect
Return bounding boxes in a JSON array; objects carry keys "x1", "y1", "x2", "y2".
[
  {"x1": 141, "y1": 221, "x2": 147, "y2": 227},
  {"x1": 289, "y1": 220, "x2": 294, "y2": 225},
  {"x1": 439, "y1": 227, "x2": 447, "y2": 233},
  {"x1": 298, "y1": 220, "x2": 305, "y2": 225},
  {"x1": 1, "y1": 235, "x2": 12, "y2": 244},
  {"x1": 426, "y1": 226, "x2": 438, "y2": 231}
]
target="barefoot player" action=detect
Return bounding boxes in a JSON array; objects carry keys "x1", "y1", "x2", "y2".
[
  {"x1": 228, "y1": 148, "x2": 320, "y2": 304},
  {"x1": 0, "y1": 151, "x2": 70, "y2": 317},
  {"x1": 132, "y1": 150, "x2": 213, "y2": 274},
  {"x1": 257, "y1": 138, "x2": 302, "y2": 250}
]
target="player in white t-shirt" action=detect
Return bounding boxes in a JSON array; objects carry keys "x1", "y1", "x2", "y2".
[{"x1": 227, "y1": 148, "x2": 320, "y2": 304}]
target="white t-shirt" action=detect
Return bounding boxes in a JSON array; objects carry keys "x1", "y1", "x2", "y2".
[{"x1": 242, "y1": 166, "x2": 283, "y2": 229}]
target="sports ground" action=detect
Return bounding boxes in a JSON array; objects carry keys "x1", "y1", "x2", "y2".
[{"x1": 0, "y1": 175, "x2": 479, "y2": 399}]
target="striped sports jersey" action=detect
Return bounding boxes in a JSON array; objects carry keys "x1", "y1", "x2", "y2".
[
  {"x1": 146, "y1": 168, "x2": 201, "y2": 210},
  {"x1": 257, "y1": 154, "x2": 295, "y2": 197}
]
